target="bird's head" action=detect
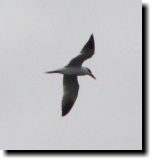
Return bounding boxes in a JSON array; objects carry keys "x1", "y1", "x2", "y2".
[{"x1": 85, "y1": 67, "x2": 96, "y2": 80}]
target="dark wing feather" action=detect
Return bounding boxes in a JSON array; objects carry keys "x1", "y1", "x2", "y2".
[
  {"x1": 67, "y1": 34, "x2": 95, "y2": 67},
  {"x1": 62, "y1": 75, "x2": 79, "y2": 116}
]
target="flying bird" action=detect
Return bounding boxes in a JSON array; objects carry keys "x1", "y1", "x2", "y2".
[{"x1": 46, "y1": 34, "x2": 95, "y2": 116}]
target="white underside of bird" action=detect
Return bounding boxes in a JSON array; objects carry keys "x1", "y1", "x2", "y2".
[
  {"x1": 46, "y1": 34, "x2": 95, "y2": 116},
  {"x1": 46, "y1": 66, "x2": 96, "y2": 78}
]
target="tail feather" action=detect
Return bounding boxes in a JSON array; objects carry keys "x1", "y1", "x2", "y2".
[{"x1": 45, "y1": 70, "x2": 60, "y2": 74}]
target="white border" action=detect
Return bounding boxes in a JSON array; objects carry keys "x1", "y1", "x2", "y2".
[{"x1": 0, "y1": 0, "x2": 150, "y2": 159}]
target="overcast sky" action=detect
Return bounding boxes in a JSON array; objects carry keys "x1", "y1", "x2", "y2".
[{"x1": 0, "y1": 0, "x2": 141, "y2": 150}]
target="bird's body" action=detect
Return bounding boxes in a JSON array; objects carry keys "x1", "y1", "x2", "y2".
[
  {"x1": 46, "y1": 34, "x2": 95, "y2": 116},
  {"x1": 48, "y1": 66, "x2": 89, "y2": 76}
]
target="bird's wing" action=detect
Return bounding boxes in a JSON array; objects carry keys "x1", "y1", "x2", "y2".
[
  {"x1": 62, "y1": 75, "x2": 79, "y2": 116},
  {"x1": 67, "y1": 34, "x2": 95, "y2": 67}
]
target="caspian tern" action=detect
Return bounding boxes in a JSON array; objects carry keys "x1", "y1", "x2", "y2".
[{"x1": 46, "y1": 34, "x2": 95, "y2": 116}]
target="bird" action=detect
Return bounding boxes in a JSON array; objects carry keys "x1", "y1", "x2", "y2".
[{"x1": 46, "y1": 34, "x2": 95, "y2": 116}]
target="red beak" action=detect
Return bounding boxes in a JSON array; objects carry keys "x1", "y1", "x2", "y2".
[{"x1": 90, "y1": 73, "x2": 96, "y2": 80}]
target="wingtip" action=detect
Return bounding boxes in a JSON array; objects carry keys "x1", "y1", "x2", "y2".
[
  {"x1": 62, "y1": 112, "x2": 68, "y2": 117},
  {"x1": 62, "y1": 107, "x2": 71, "y2": 117},
  {"x1": 85, "y1": 33, "x2": 94, "y2": 50},
  {"x1": 89, "y1": 34, "x2": 94, "y2": 42},
  {"x1": 90, "y1": 33, "x2": 94, "y2": 38}
]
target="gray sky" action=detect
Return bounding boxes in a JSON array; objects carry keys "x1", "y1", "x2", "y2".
[{"x1": 0, "y1": 0, "x2": 142, "y2": 150}]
